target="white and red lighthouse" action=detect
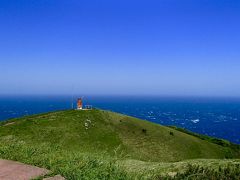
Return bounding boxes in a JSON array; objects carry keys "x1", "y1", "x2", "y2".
[{"x1": 77, "y1": 98, "x2": 83, "y2": 110}]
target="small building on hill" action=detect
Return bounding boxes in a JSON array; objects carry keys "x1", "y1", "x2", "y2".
[{"x1": 85, "y1": 105, "x2": 93, "y2": 110}]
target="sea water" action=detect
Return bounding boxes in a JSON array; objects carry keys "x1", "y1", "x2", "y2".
[{"x1": 0, "y1": 95, "x2": 240, "y2": 144}]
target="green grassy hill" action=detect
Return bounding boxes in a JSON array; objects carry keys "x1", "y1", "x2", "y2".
[{"x1": 0, "y1": 109, "x2": 240, "y2": 179}]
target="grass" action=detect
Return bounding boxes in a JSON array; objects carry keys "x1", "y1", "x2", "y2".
[
  {"x1": 168, "y1": 126, "x2": 240, "y2": 158},
  {"x1": 157, "y1": 163, "x2": 240, "y2": 179},
  {"x1": 0, "y1": 109, "x2": 239, "y2": 179}
]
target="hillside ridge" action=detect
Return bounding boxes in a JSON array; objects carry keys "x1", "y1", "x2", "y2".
[
  {"x1": 0, "y1": 109, "x2": 240, "y2": 179},
  {"x1": 0, "y1": 109, "x2": 239, "y2": 162}
]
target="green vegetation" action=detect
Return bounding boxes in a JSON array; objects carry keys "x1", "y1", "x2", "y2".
[
  {"x1": 0, "y1": 109, "x2": 239, "y2": 179},
  {"x1": 169, "y1": 126, "x2": 240, "y2": 158},
  {"x1": 158, "y1": 164, "x2": 240, "y2": 179}
]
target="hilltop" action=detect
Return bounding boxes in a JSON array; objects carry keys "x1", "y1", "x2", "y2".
[{"x1": 0, "y1": 109, "x2": 239, "y2": 179}]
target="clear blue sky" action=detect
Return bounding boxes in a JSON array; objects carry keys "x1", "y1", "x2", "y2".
[{"x1": 0, "y1": 0, "x2": 240, "y2": 96}]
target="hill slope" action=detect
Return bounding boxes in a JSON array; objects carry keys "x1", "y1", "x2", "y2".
[{"x1": 0, "y1": 109, "x2": 239, "y2": 179}]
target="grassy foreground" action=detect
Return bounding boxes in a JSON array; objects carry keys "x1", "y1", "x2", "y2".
[{"x1": 0, "y1": 109, "x2": 239, "y2": 179}]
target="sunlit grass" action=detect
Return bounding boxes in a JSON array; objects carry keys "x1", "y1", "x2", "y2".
[{"x1": 0, "y1": 109, "x2": 239, "y2": 179}]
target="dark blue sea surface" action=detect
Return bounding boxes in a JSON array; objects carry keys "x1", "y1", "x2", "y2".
[{"x1": 0, "y1": 96, "x2": 240, "y2": 144}]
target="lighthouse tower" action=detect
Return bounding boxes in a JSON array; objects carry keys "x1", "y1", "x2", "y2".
[{"x1": 77, "y1": 98, "x2": 83, "y2": 110}]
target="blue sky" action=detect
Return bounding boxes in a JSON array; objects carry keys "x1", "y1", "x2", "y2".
[{"x1": 0, "y1": 0, "x2": 240, "y2": 96}]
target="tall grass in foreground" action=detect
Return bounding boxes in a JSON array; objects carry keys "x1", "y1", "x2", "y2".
[
  {"x1": 158, "y1": 164, "x2": 240, "y2": 180},
  {"x1": 0, "y1": 137, "x2": 131, "y2": 179},
  {"x1": 1, "y1": 137, "x2": 240, "y2": 179}
]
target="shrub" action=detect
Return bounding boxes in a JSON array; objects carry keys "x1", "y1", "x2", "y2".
[{"x1": 142, "y1": 129, "x2": 147, "y2": 134}]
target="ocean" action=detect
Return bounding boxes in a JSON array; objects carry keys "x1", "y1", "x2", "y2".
[{"x1": 0, "y1": 95, "x2": 240, "y2": 144}]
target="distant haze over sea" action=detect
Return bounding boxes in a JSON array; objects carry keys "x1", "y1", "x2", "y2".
[{"x1": 0, "y1": 95, "x2": 240, "y2": 144}]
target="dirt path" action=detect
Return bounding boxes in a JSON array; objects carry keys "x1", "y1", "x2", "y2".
[{"x1": 0, "y1": 159, "x2": 64, "y2": 180}]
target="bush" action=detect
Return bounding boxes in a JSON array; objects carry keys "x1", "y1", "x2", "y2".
[{"x1": 142, "y1": 129, "x2": 147, "y2": 134}]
